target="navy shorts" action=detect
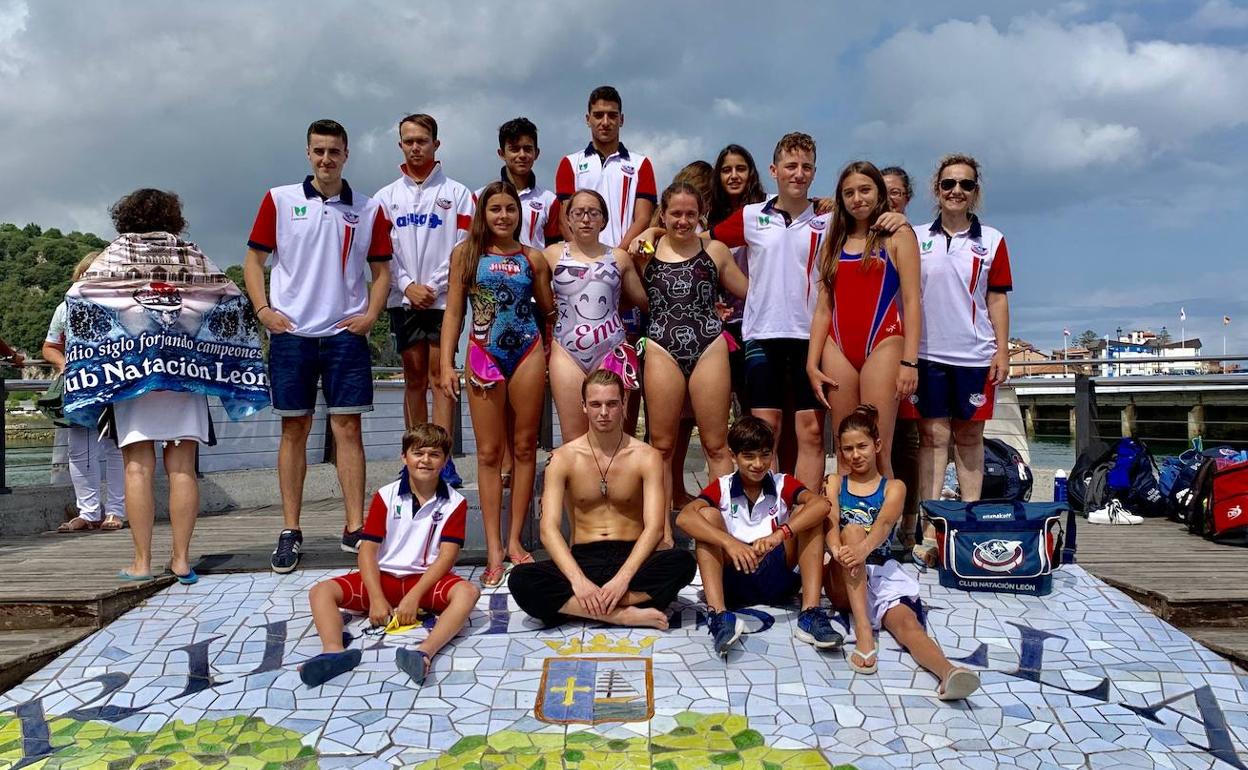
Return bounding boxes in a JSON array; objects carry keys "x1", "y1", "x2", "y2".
[
  {"x1": 388, "y1": 307, "x2": 444, "y2": 353},
  {"x1": 900, "y1": 359, "x2": 995, "y2": 421},
  {"x1": 744, "y1": 338, "x2": 822, "y2": 412},
  {"x1": 268, "y1": 330, "x2": 373, "y2": 417},
  {"x1": 722, "y1": 545, "x2": 801, "y2": 609}
]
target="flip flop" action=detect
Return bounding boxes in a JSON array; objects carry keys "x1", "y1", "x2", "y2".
[
  {"x1": 480, "y1": 565, "x2": 507, "y2": 588},
  {"x1": 58, "y1": 517, "x2": 100, "y2": 533},
  {"x1": 172, "y1": 569, "x2": 199, "y2": 586},
  {"x1": 938, "y1": 667, "x2": 981, "y2": 701},
  {"x1": 101, "y1": 514, "x2": 126, "y2": 531},
  {"x1": 507, "y1": 551, "x2": 535, "y2": 566},
  {"x1": 846, "y1": 647, "x2": 878, "y2": 675},
  {"x1": 117, "y1": 570, "x2": 154, "y2": 581}
]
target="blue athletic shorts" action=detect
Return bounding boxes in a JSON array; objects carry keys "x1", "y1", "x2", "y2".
[
  {"x1": 722, "y1": 545, "x2": 801, "y2": 609},
  {"x1": 268, "y1": 330, "x2": 373, "y2": 417},
  {"x1": 901, "y1": 359, "x2": 995, "y2": 421}
]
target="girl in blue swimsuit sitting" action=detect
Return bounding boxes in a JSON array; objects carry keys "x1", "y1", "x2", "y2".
[
  {"x1": 439, "y1": 181, "x2": 555, "y2": 587},
  {"x1": 824, "y1": 404, "x2": 980, "y2": 700}
]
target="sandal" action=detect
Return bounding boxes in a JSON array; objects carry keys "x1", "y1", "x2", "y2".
[
  {"x1": 937, "y1": 667, "x2": 981, "y2": 701},
  {"x1": 507, "y1": 551, "x2": 535, "y2": 566},
  {"x1": 912, "y1": 538, "x2": 938, "y2": 568},
  {"x1": 846, "y1": 647, "x2": 878, "y2": 675},
  {"x1": 101, "y1": 514, "x2": 126, "y2": 531},
  {"x1": 480, "y1": 564, "x2": 507, "y2": 588},
  {"x1": 58, "y1": 517, "x2": 100, "y2": 533}
]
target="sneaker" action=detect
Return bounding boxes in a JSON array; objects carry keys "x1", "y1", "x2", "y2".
[
  {"x1": 441, "y1": 456, "x2": 463, "y2": 489},
  {"x1": 271, "y1": 529, "x2": 303, "y2": 573},
  {"x1": 708, "y1": 610, "x2": 745, "y2": 656},
  {"x1": 794, "y1": 608, "x2": 844, "y2": 649},
  {"x1": 299, "y1": 649, "x2": 362, "y2": 688},
  {"x1": 1087, "y1": 499, "x2": 1143, "y2": 525},
  {"x1": 341, "y1": 527, "x2": 364, "y2": 554}
]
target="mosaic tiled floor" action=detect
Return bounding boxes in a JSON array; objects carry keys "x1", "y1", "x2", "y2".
[{"x1": 3, "y1": 563, "x2": 1247, "y2": 769}]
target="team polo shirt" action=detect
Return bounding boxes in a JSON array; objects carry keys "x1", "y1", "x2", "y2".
[
  {"x1": 711, "y1": 197, "x2": 830, "y2": 340},
  {"x1": 555, "y1": 142, "x2": 657, "y2": 247},
  {"x1": 914, "y1": 215, "x2": 1013, "y2": 367},
  {"x1": 361, "y1": 470, "x2": 468, "y2": 576},
  {"x1": 247, "y1": 177, "x2": 393, "y2": 338},
  {"x1": 474, "y1": 169, "x2": 562, "y2": 249},
  {"x1": 373, "y1": 163, "x2": 473, "y2": 310},
  {"x1": 697, "y1": 470, "x2": 807, "y2": 543}
]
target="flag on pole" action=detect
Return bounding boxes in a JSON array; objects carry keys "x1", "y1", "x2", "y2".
[
  {"x1": 1180, "y1": 307, "x2": 1187, "y2": 322},
  {"x1": 1225, "y1": 315, "x2": 1232, "y2": 325},
  {"x1": 1063, "y1": 327, "x2": 1070, "y2": 337}
]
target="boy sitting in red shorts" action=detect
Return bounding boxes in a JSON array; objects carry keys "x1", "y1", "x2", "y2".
[{"x1": 300, "y1": 423, "x2": 480, "y2": 687}]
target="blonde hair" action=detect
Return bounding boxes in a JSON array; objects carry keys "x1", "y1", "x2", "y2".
[
  {"x1": 932, "y1": 153, "x2": 983, "y2": 214},
  {"x1": 72, "y1": 251, "x2": 99, "y2": 282}
]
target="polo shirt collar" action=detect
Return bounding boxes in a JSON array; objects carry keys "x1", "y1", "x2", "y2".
[
  {"x1": 584, "y1": 141, "x2": 630, "y2": 162},
  {"x1": 761, "y1": 196, "x2": 813, "y2": 227},
  {"x1": 928, "y1": 213, "x2": 982, "y2": 240},
  {"x1": 728, "y1": 469, "x2": 778, "y2": 501},
  {"x1": 500, "y1": 166, "x2": 536, "y2": 194},
  {"x1": 302, "y1": 175, "x2": 354, "y2": 206},
  {"x1": 401, "y1": 161, "x2": 445, "y2": 187},
  {"x1": 396, "y1": 467, "x2": 451, "y2": 506}
]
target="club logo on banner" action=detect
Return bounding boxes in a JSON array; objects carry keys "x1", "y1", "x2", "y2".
[{"x1": 535, "y1": 657, "x2": 653, "y2": 724}]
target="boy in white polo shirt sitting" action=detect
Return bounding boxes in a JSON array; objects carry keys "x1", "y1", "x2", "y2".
[
  {"x1": 300, "y1": 423, "x2": 481, "y2": 688},
  {"x1": 676, "y1": 417, "x2": 839, "y2": 657}
]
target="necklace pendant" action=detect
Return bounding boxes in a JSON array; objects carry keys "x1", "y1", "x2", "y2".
[{"x1": 600, "y1": 479, "x2": 608, "y2": 497}]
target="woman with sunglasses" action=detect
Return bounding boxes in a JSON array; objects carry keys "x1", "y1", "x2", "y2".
[
  {"x1": 545, "y1": 189, "x2": 647, "y2": 442},
  {"x1": 904, "y1": 156, "x2": 1013, "y2": 564}
]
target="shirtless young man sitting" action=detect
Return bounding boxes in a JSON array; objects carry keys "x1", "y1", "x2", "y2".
[{"x1": 508, "y1": 370, "x2": 696, "y2": 628}]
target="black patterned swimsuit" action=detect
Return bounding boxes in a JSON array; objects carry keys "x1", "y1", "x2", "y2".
[{"x1": 643, "y1": 238, "x2": 723, "y2": 377}]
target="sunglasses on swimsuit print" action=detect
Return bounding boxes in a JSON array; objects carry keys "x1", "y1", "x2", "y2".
[{"x1": 939, "y1": 178, "x2": 979, "y2": 192}]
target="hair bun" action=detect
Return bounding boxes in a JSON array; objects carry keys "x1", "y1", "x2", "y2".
[{"x1": 853, "y1": 403, "x2": 879, "y2": 418}]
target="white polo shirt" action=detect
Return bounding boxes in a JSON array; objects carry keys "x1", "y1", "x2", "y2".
[
  {"x1": 555, "y1": 142, "x2": 657, "y2": 247},
  {"x1": 474, "y1": 169, "x2": 562, "y2": 249},
  {"x1": 360, "y1": 470, "x2": 468, "y2": 576},
  {"x1": 712, "y1": 197, "x2": 830, "y2": 341},
  {"x1": 373, "y1": 163, "x2": 473, "y2": 310},
  {"x1": 914, "y1": 215, "x2": 1013, "y2": 367},
  {"x1": 697, "y1": 470, "x2": 808, "y2": 543},
  {"x1": 247, "y1": 177, "x2": 393, "y2": 338}
]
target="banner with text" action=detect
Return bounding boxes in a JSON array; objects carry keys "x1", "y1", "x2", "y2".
[{"x1": 62, "y1": 233, "x2": 270, "y2": 428}]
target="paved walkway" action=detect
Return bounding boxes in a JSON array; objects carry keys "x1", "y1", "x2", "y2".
[{"x1": 2, "y1": 550, "x2": 1247, "y2": 768}]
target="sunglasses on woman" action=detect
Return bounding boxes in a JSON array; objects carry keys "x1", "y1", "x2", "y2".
[{"x1": 939, "y1": 178, "x2": 978, "y2": 192}]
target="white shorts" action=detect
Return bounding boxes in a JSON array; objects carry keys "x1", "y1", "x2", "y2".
[{"x1": 865, "y1": 560, "x2": 921, "y2": 630}]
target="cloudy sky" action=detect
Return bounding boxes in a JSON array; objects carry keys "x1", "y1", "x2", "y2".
[{"x1": 3, "y1": 0, "x2": 1247, "y2": 353}]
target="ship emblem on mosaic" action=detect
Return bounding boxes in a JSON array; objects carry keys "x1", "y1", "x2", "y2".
[{"x1": 535, "y1": 656, "x2": 653, "y2": 724}]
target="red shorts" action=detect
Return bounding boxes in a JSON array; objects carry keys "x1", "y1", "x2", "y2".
[{"x1": 330, "y1": 570, "x2": 465, "y2": 614}]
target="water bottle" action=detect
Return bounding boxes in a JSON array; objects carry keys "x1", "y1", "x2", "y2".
[{"x1": 1053, "y1": 468, "x2": 1068, "y2": 502}]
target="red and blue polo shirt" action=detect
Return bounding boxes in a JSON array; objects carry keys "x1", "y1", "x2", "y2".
[
  {"x1": 247, "y1": 177, "x2": 393, "y2": 338},
  {"x1": 711, "y1": 197, "x2": 830, "y2": 341},
  {"x1": 361, "y1": 470, "x2": 468, "y2": 577},
  {"x1": 914, "y1": 215, "x2": 1013, "y2": 367},
  {"x1": 698, "y1": 470, "x2": 808, "y2": 543},
  {"x1": 555, "y1": 142, "x2": 656, "y2": 248}
]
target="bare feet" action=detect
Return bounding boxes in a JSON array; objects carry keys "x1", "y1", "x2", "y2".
[{"x1": 614, "y1": 606, "x2": 670, "y2": 630}]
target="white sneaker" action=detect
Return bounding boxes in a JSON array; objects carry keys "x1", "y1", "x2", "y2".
[{"x1": 1087, "y1": 500, "x2": 1143, "y2": 525}]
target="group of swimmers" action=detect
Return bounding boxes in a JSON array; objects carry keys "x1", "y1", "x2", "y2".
[{"x1": 235, "y1": 83, "x2": 1009, "y2": 702}]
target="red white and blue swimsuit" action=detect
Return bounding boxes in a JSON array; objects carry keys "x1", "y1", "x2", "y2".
[{"x1": 830, "y1": 249, "x2": 903, "y2": 370}]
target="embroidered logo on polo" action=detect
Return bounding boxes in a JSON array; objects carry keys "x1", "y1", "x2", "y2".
[
  {"x1": 758, "y1": 215, "x2": 771, "y2": 227},
  {"x1": 577, "y1": 161, "x2": 590, "y2": 172},
  {"x1": 808, "y1": 217, "x2": 827, "y2": 232},
  {"x1": 971, "y1": 243, "x2": 989, "y2": 256},
  {"x1": 621, "y1": 164, "x2": 635, "y2": 175},
  {"x1": 292, "y1": 206, "x2": 308, "y2": 220},
  {"x1": 971, "y1": 539, "x2": 1024, "y2": 572},
  {"x1": 921, "y1": 240, "x2": 933, "y2": 252},
  {"x1": 529, "y1": 201, "x2": 544, "y2": 210},
  {"x1": 436, "y1": 198, "x2": 454, "y2": 210},
  {"x1": 342, "y1": 212, "x2": 360, "y2": 225}
]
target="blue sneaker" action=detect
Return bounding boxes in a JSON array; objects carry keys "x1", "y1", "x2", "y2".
[
  {"x1": 794, "y1": 608, "x2": 843, "y2": 649},
  {"x1": 299, "y1": 649, "x2": 361, "y2": 687},
  {"x1": 708, "y1": 610, "x2": 745, "y2": 656},
  {"x1": 441, "y1": 456, "x2": 463, "y2": 489}
]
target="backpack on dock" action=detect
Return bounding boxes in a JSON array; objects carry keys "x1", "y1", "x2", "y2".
[
  {"x1": 1068, "y1": 441, "x2": 1113, "y2": 515},
  {"x1": 922, "y1": 499, "x2": 1076, "y2": 597},
  {"x1": 981, "y1": 438, "x2": 1033, "y2": 502},
  {"x1": 1185, "y1": 456, "x2": 1248, "y2": 545},
  {"x1": 1161, "y1": 446, "x2": 1239, "y2": 523}
]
